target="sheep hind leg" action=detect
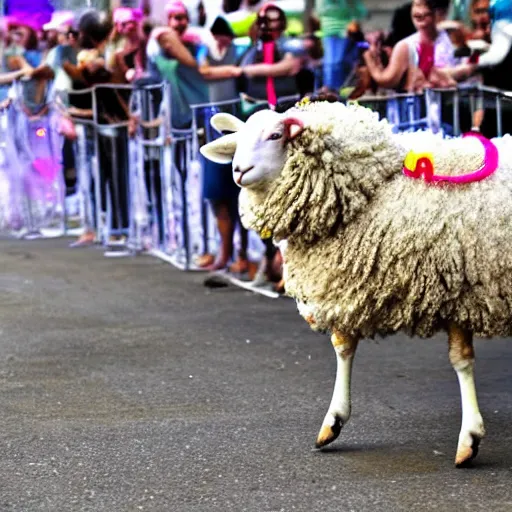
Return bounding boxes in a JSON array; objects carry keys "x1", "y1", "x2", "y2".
[
  {"x1": 448, "y1": 323, "x2": 485, "y2": 467},
  {"x1": 316, "y1": 330, "x2": 359, "y2": 449}
]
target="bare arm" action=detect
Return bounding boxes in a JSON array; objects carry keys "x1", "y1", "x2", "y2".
[
  {"x1": 62, "y1": 61, "x2": 85, "y2": 82},
  {"x1": 0, "y1": 68, "x2": 26, "y2": 85},
  {"x1": 198, "y1": 63, "x2": 241, "y2": 80},
  {"x1": 114, "y1": 51, "x2": 130, "y2": 76},
  {"x1": 363, "y1": 40, "x2": 409, "y2": 89},
  {"x1": 67, "y1": 106, "x2": 93, "y2": 118},
  {"x1": 437, "y1": 62, "x2": 478, "y2": 82},
  {"x1": 30, "y1": 65, "x2": 55, "y2": 80},
  {"x1": 161, "y1": 31, "x2": 197, "y2": 68},
  {"x1": 242, "y1": 53, "x2": 301, "y2": 78}
]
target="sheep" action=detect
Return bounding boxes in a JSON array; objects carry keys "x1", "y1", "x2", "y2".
[{"x1": 200, "y1": 99, "x2": 512, "y2": 467}]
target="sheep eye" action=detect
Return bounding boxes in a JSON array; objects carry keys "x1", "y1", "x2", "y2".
[{"x1": 268, "y1": 132, "x2": 282, "y2": 141}]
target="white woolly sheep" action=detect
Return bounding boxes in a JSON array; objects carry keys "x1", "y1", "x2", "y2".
[{"x1": 200, "y1": 100, "x2": 512, "y2": 467}]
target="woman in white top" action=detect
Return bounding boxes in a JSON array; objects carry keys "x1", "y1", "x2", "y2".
[{"x1": 363, "y1": 0, "x2": 457, "y2": 92}]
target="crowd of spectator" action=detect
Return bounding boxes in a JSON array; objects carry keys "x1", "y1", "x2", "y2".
[{"x1": 0, "y1": 0, "x2": 510, "y2": 290}]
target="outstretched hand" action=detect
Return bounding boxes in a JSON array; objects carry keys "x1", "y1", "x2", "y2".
[
  {"x1": 427, "y1": 67, "x2": 457, "y2": 88},
  {"x1": 20, "y1": 63, "x2": 34, "y2": 79}
]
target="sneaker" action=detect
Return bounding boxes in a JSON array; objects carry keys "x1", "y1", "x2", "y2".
[{"x1": 108, "y1": 235, "x2": 127, "y2": 246}]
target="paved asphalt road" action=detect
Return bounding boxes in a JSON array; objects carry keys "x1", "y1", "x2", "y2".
[{"x1": 0, "y1": 239, "x2": 511, "y2": 512}]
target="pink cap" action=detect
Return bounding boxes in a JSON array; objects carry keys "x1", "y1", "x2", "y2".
[
  {"x1": 164, "y1": 0, "x2": 188, "y2": 16},
  {"x1": 8, "y1": 14, "x2": 45, "y2": 32},
  {"x1": 113, "y1": 7, "x2": 143, "y2": 25},
  {"x1": 1, "y1": 16, "x2": 16, "y2": 31},
  {"x1": 150, "y1": 26, "x2": 202, "y2": 45},
  {"x1": 43, "y1": 11, "x2": 75, "y2": 31}
]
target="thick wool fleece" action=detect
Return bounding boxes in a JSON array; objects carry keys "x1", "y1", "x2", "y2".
[{"x1": 239, "y1": 101, "x2": 512, "y2": 338}]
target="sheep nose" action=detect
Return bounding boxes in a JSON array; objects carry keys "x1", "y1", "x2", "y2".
[{"x1": 234, "y1": 165, "x2": 254, "y2": 175}]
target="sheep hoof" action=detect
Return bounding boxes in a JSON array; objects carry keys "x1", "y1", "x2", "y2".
[
  {"x1": 455, "y1": 434, "x2": 481, "y2": 468},
  {"x1": 315, "y1": 417, "x2": 343, "y2": 449}
]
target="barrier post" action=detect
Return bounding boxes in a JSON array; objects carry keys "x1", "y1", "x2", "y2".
[
  {"x1": 496, "y1": 93, "x2": 503, "y2": 137},
  {"x1": 453, "y1": 88, "x2": 460, "y2": 136}
]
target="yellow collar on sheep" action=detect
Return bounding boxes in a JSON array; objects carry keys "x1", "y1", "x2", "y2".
[{"x1": 403, "y1": 131, "x2": 498, "y2": 184}]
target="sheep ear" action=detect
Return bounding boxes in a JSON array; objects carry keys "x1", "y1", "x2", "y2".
[
  {"x1": 200, "y1": 132, "x2": 238, "y2": 164},
  {"x1": 211, "y1": 113, "x2": 245, "y2": 134},
  {"x1": 283, "y1": 117, "x2": 304, "y2": 141}
]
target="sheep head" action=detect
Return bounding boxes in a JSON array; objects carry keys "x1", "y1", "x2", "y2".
[
  {"x1": 200, "y1": 109, "x2": 304, "y2": 190},
  {"x1": 201, "y1": 102, "x2": 405, "y2": 243}
]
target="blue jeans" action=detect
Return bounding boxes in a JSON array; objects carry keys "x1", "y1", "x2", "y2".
[{"x1": 322, "y1": 36, "x2": 349, "y2": 91}]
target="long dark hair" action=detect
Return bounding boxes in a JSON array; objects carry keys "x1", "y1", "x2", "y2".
[
  {"x1": 78, "y1": 10, "x2": 113, "y2": 49},
  {"x1": 416, "y1": 0, "x2": 451, "y2": 13},
  {"x1": 24, "y1": 28, "x2": 39, "y2": 51}
]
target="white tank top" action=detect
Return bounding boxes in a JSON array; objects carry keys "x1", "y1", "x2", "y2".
[{"x1": 404, "y1": 30, "x2": 458, "y2": 69}]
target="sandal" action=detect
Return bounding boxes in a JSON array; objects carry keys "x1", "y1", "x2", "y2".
[
  {"x1": 229, "y1": 258, "x2": 249, "y2": 274},
  {"x1": 195, "y1": 253, "x2": 215, "y2": 268},
  {"x1": 69, "y1": 232, "x2": 95, "y2": 248},
  {"x1": 274, "y1": 279, "x2": 286, "y2": 294}
]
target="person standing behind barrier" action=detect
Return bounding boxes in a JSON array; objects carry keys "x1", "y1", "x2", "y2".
[
  {"x1": 40, "y1": 12, "x2": 80, "y2": 197},
  {"x1": 60, "y1": 12, "x2": 109, "y2": 247},
  {"x1": 236, "y1": 4, "x2": 303, "y2": 292},
  {"x1": 441, "y1": 0, "x2": 512, "y2": 135},
  {"x1": 363, "y1": 0, "x2": 458, "y2": 92},
  {"x1": 196, "y1": 17, "x2": 251, "y2": 272},
  {"x1": 3, "y1": 16, "x2": 51, "y2": 115},
  {"x1": 64, "y1": 10, "x2": 133, "y2": 248},
  {"x1": 446, "y1": 0, "x2": 512, "y2": 89},
  {"x1": 444, "y1": 0, "x2": 491, "y2": 130},
  {"x1": 107, "y1": 8, "x2": 147, "y2": 84},
  {"x1": 63, "y1": 10, "x2": 111, "y2": 247},
  {"x1": 316, "y1": 0, "x2": 368, "y2": 93},
  {"x1": 81, "y1": 11, "x2": 134, "y2": 247},
  {"x1": 146, "y1": 1, "x2": 208, "y2": 128},
  {"x1": 238, "y1": 3, "x2": 302, "y2": 111},
  {"x1": 0, "y1": 19, "x2": 34, "y2": 102},
  {"x1": 146, "y1": 1, "x2": 209, "y2": 260},
  {"x1": 42, "y1": 12, "x2": 78, "y2": 93}
]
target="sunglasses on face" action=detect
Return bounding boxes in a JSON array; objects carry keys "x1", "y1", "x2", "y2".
[{"x1": 412, "y1": 11, "x2": 434, "y2": 21}]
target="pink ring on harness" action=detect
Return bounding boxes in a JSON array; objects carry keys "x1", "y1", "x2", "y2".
[{"x1": 403, "y1": 131, "x2": 499, "y2": 184}]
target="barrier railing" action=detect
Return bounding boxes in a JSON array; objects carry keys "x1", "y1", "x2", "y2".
[
  {"x1": 56, "y1": 87, "x2": 97, "y2": 242},
  {"x1": 65, "y1": 82, "x2": 169, "y2": 257},
  {"x1": 354, "y1": 84, "x2": 512, "y2": 136}
]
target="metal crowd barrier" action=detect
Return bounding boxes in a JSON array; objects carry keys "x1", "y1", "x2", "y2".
[
  {"x1": 59, "y1": 86, "x2": 97, "y2": 242},
  {"x1": 149, "y1": 93, "x2": 301, "y2": 271},
  {"x1": 355, "y1": 84, "x2": 512, "y2": 136},
  {"x1": 129, "y1": 81, "x2": 170, "y2": 254},
  {"x1": 66, "y1": 82, "x2": 170, "y2": 258},
  {"x1": 64, "y1": 81, "x2": 211, "y2": 268},
  {"x1": 191, "y1": 97, "x2": 241, "y2": 265}
]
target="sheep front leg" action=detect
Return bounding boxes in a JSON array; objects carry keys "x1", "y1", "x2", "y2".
[
  {"x1": 316, "y1": 330, "x2": 359, "y2": 448},
  {"x1": 448, "y1": 323, "x2": 485, "y2": 467}
]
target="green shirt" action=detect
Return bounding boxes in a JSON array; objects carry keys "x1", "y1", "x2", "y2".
[
  {"x1": 154, "y1": 55, "x2": 208, "y2": 129},
  {"x1": 316, "y1": 0, "x2": 367, "y2": 36}
]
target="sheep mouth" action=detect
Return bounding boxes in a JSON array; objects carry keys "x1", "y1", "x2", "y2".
[{"x1": 234, "y1": 166, "x2": 255, "y2": 185}]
